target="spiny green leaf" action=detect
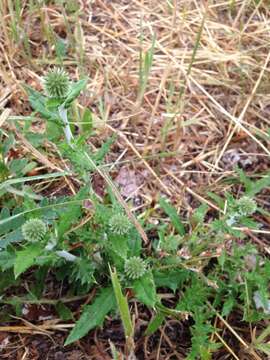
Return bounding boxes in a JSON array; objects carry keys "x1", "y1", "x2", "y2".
[
  {"x1": 64, "y1": 287, "x2": 115, "y2": 345},
  {"x1": 153, "y1": 269, "x2": 189, "y2": 292},
  {"x1": 14, "y1": 243, "x2": 43, "y2": 279},
  {"x1": 24, "y1": 85, "x2": 59, "y2": 120},
  {"x1": 63, "y1": 78, "x2": 88, "y2": 108},
  {"x1": 94, "y1": 135, "x2": 117, "y2": 163},
  {"x1": 159, "y1": 198, "x2": 185, "y2": 235},
  {"x1": 133, "y1": 271, "x2": 157, "y2": 307}
]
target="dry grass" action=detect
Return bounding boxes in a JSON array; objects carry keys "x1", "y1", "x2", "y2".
[{"x1": 1, "y1": 0, "x2": 270, "y2": 359}]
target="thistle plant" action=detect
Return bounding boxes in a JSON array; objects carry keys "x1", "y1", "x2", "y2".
[
  {"x1": 43, "y1": 68, "x2": 70, "y2": 99},
  {"x1": 124, "y1": 256, "x2": 147, "y2": 279},
  {"x1": 42, "y1": 67, "x2": 74, "y2": 145},
  {"x1": 22, "y1": 218, "x2": 46, "y2": 243},
  {"x1": 225, "y1": 195, "x2": 257, "y2": 226},
  {"x1": 236, "y1": 196, "x2": 257, "y2": 216},
  {"x1": 159, "y1": 235, "x2": 182, "y2": 253},
  {"x1": 109, "y1": 214, "x2": 132, "y2": 235}
]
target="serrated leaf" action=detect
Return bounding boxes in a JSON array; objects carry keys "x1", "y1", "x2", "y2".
[
  {"x1": 63, "y1": 78, "x2": 88, "y2": 108},
  {"x1": 111, "y1": 235, "x2": 128, "y2": 259},
  {"x1": 222, "y1": 296, "x2": 235, "y2": 316},
  {"x1": 133, "y1": 271, "x2": 157, "y2": 307},
  {"x1": 57, "y1": 187, "x2": 88, "y2": 237},
  {"x1": 24, "y1": 85, "x2": 59, "y2": 121},
  {"x1": 159, "y1": 198, "x2": 185, "y2": 235},
  {"x1": 153, "y1": 269, "x2": 189, "y2": 292},
  {"x1": 94, "y1": 135, "x2": 117, "y2": 163},
  {"x1": 145, "y1": 312, "x2": 165, "y2": 336},
  {"x1": 64, "y1": 287, "x2": 115, "y2": 345},
  {"x1": 14, "y1": 243, "x2": 43, "y2": 279}
]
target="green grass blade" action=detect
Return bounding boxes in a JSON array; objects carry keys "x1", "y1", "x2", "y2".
[{"x1": 110, "y1": 266, "x2": 133, "y2": 338}]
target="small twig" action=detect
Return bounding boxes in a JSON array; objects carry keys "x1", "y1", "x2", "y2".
[{"x1": 1, "y1": 294, "x2": 89, "y2": 305}]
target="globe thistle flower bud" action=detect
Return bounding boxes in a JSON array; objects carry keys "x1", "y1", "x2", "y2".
[
  {"x1": 109, "y1": 214, "x2": 132, "y2": 235},
  {"x1": 43, "y1": 68, "x2": 70, "y2": 98},
  {"x1": 124, "y1": 256, "x2": 147, "y2": 280},
  {"x1": 236, "y1": 196, "x2": 257, "y2": 216},
  {"x1": 22, "y1": 219, "x2": 46, "y2": 243}
]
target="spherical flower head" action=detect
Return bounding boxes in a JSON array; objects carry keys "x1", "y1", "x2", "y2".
[
  {"x1": 22, "y1": 219, "x2": 46, "y2": 243},
  {"x1": 109, "y1": 214, "x2": 131, "y2": 235},
  {"x1": 43, "y1": 68, "x2": 70, "y2": 99},
  {"x1": 236, "y1": 196, "x2": 257, "y2": 216},
  {"x1": 124, "y1": 256, "x2": 147, "y2": 280}
]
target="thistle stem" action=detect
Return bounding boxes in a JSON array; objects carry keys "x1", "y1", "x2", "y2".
[
  {"x1": 58, "y1": 105, "x2": 74, "y2": 146},
  {"x1": 56, "y1": 250, "x2": 77, "y2": 262}
]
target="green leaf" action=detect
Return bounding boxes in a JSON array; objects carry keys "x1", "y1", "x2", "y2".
[
  {"x1": 0, "y1": 250, "x2": 16, "y2": 271},
  {"x1": 0, "y1": 161, "x2": 9, "y2": 181},
  {"x1": 207, "y1": 192, "x2": 225, "y2": 209},
  {"x1": 57, "y1": 186, "x2": 88, "y2": 237},
  {"x1": 246, "y1": 173, "x2": 270, "y2": 197},
  {"x1": 191, "y1": 204, "x2": 209, "y2": 226},
  {"x1": 0, "y1": 270, "x2": 17, "y2": 293},
  {"x1": 255, "y1": 343, "x2": 270, "y2": 356},
  {"x1": 0, "y1": 171, "x2": 70, "y2": 192},
  {"x1": 56, "y1": 302, "x2": 74, "y2": 321},
  {"x1": 159, "y1": 198, "x2": 185, "y2": 235},
  {"x1": 110, "y1": 267, "x2": 133, "y2": 338},
  {"x1": 111, "y1": 235, "x2": 128, "y2": 259},
  {"x1": 81, "y1": 108, "x2": 93, "y2": 134},
  {"x1": 145, "y1": 312, "x2": 165, "y2": 336},
  {"x1": 64, "y1": 287, "x2": 115, "y2": 345},
  {"x1": 63, "y1": 78, "x2": 88, "y2": 108},
  {"x1": 46, "y1": 119, "x2": 62, "y2": 141},
  {"x1": 24, "y1": 85, "x2": 59, "y2": 121},
  {"x1": 235, "y1": 167, "x2": 253, "y2": 192},
  {"x1": 14, "y1": 243, "x2": 43, "y2": 279},
  {"x1": 46, "y1": 98, "x2": 63, "y2": 110},
  {"x1": 133, "y1": 271, "x2": 157, "y2": 307},
  {"x1": 153, "y1": 269, "x2": 189, "y2": 292},
  {"x1": 222, "y1": 296, "x2": 235, "y2": 316},
  {"x1": 94, "y1": 135, "x2": 117, "y2": 163}
]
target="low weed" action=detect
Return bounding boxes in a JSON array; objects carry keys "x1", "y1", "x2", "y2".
[{"x1": 1, "y1": 69, "x2": 270, "y2": 359}]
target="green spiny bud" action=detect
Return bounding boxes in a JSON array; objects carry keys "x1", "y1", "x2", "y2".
[
  {"x1": 43, "y1": 68, "x2": 70, "y2": 98},
  {"x1": 124, "y1": 256, "x2": 147, "y2": 280},
  {"x1": 22, "y1": 219, "x2": 46, "y2": 243},
  {"x1": 236, "y1": 196, "x2": 257, "y2": 216},
  {"x1": 109, "y1": 214, "x2": 131, "y2": 235}
]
